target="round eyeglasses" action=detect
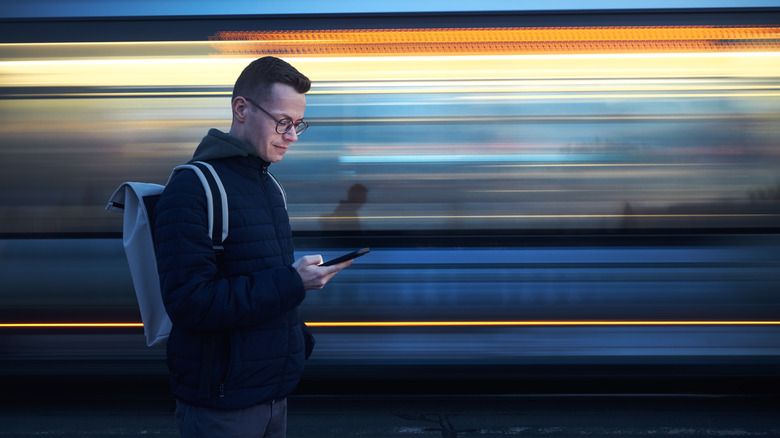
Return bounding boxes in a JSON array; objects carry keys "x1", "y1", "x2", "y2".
[{"x1": 244, "y1": 97, "x2": 308, "y2": 135}]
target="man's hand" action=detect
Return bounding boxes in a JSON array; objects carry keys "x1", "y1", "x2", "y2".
[{"x1": 293, "y1": 255, "x2": 353, "y2": 290}]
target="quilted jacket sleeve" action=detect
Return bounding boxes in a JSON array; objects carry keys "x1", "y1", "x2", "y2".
[{"x1": 153, "y1": 170, "x2": 306, "y2": 332}]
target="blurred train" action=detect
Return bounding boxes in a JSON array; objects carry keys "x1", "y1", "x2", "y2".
[{"x1": 1, "y1": 7, "x2": 779, "y2": 393}]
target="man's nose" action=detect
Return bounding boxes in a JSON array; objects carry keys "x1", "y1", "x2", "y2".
[{"x1": 284, "y1": 129, "x2": 298, "y2": 142}]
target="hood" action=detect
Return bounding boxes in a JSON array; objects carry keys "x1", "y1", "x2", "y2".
[{"x1": 190, "y1": 128, "x2": 258, "y2": 162}]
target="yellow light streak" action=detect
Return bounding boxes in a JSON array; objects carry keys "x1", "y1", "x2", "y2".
[
  {"x1": 1, "y1": 52, "x2": 778, "y2": 87},
  {"x1": 1, "y1": 321, "x2": 779, "y2": 329}
]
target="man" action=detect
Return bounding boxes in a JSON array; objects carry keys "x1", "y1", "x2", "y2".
[{"x1": 153, "y1": 56, "x2": 351, "y2": 437}]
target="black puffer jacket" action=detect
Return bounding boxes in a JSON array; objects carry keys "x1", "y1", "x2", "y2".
[{"x1": 154, "y1": 129, "x2": 310, "y2": 409}]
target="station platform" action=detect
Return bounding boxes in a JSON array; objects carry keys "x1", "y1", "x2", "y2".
[{"x1": 1, "y1": 375, "x2": 779, "y2": 437}]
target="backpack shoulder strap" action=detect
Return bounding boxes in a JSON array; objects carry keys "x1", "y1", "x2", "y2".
[{"x1": 170, "y1": 161, "x2": 229, "y2": 248}]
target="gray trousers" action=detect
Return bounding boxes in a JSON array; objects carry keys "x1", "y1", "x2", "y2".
[{"x1": 176, "y1": 398, "x2": 287, "y2": 438}]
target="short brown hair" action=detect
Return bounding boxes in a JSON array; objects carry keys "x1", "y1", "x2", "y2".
[{"x1": 232, "y1": 56, "x2": 311, "y2": 103}]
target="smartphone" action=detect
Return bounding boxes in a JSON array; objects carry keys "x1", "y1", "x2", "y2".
[{"x1": 320, "y1": 247, "x2": 370, "y2": 266}]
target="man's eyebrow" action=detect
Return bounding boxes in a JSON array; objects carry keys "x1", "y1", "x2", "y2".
[{"x1": 274, "y1": 110, "x2": 304, "y2": 121}]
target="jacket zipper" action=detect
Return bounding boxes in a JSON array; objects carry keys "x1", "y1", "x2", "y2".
[
  {"x1": 261, "y1": 164, "x2": 292, "y2": 401},
  {"x1": 219, "y1": 332, "x2": 231, "y2": 398},
  {"x1": 260, "y1": 166, "x2": 285, "y2": 244}
]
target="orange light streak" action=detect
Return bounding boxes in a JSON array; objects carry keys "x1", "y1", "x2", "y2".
[
  {"x1": 1, "y1": 321, "x2": 779, "y2": 329},
  {"x1": 209, "y1": 25, "x2": 780, "y2": 57},
  {"x1": 0, "y1": 323, "x2": 144, "y2": 328}
]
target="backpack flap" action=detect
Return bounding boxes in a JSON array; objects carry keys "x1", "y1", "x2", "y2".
[{"x1": 106, "y1": 182, "x2": 130, "y2": 213}]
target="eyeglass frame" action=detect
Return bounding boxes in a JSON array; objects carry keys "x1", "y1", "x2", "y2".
[{"x1": 244, "y1": 96, "x2": 309, "y2": 136}]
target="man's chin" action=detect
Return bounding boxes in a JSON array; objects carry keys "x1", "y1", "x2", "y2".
[{"x1": 261, "y1": 153, "x2": 284, "y2": 163}]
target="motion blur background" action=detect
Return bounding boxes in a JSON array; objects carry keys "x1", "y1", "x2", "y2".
[{"x1": 1, "y1": 1, "x2": 779, "y2": 392}]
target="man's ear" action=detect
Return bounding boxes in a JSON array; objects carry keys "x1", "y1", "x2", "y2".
[{"x1": 232, "y1": 96, "x2": 248, "y2": 122}]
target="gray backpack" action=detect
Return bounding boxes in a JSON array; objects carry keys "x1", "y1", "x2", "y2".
[{"x1": 106, "y1": 161, "x2": 228, "y2": 346}]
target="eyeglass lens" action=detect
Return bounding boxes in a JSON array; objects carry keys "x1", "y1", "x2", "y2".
[{"x1": 277, "y1": 119, "x2": 308, "y2": 136}]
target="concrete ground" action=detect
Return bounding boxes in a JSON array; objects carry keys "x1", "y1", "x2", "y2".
[{"x1": 1, "y1": 391, "x2": 779, "y2": 437}]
